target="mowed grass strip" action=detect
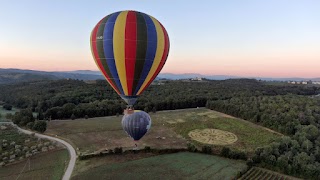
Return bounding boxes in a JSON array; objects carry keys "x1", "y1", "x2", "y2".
[
  {"x1": 72, "y1": 152, "x2": 247, "y2": 180},
  {"x1": 0, "y1": 149, "x2": 69, "y2": 180}
]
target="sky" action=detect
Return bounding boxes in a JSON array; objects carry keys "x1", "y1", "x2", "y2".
[{"x1": 0, "y1": 0, "x2": 319, "y2": 78}]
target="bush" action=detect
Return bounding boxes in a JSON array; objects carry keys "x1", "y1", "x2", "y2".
[
  {"x1": 201, "y1": 145, "x2": 212, "y2": 154},
  {"x1": 3, "y1": 104, "x2": 12, "y2": 110},
  {"x1": 152, "y1": 107, "x2": 156, "y2": 113},
  {"x1": 84, "y1": 115, "x2": 89, "y2": 119},
  {"x1": 26, "y1": 122, "x2": 34, "y2": 129},
  {"x1": 227, "y1": 150, "x2": 247, "y2": 160},
  {"x1": 71, "y1": 114, "x2": 76, "y2": 120},
  {"x1": 32, "y1": 121, "x2": 47, "y2": 133},
  {"x1": 144, "y1": 107, "x2": 150, "y2": 113},
  {"x1": 114, "y1": 147, "x2": 123, "y2": 154},
  {"x1": 220, "y1": 147, "x2": 230, "y2": 157},
  {"x1": 144, "y1": 146, "x2": 151, "y2": 152},
  {"x1": 246, "y1": 158, "x2": 254, "y2": 167},
  {"x1": 187, "y1": 143, "x2": 197, "y2": 152}
]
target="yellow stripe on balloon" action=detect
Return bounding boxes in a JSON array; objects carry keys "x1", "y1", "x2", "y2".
[
  {"x1": 113, "y1": 11, "x2": 129, "y2": 95},
  {"x1": 137, "y1": 17, "x2": 165, "y2": 95}
]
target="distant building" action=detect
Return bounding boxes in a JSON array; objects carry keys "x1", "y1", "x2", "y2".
[{"x1": 190, "y1": 77, "x2": 203, "y2": 81}]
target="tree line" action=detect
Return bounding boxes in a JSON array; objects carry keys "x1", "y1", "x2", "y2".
[{"x1": 0, "y1": 79, "x2": 318, "y2": 120}]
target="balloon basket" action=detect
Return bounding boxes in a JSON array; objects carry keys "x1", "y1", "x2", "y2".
[
  {"x1": 133, "y1": 142, "x2": 139, "y2": 150},
  {"x1": 123, "y1": 108, "x2": 135, "y2": 115}
]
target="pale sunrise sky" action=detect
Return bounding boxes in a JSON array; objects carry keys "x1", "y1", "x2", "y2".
[{"x1": 0, "y1": 0, "x2": 319, "y2": 78}]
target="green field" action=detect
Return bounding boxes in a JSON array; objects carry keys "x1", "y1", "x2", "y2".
[
  {"x1": 47, "y1": 108, "x2": 281, "y2": 154},
  {"x1": 0, "y1": 105, "x2": 19, "y2": 122},
  {"x1": 72, "y1": 152, "x2": 247, "y2": 180},
  {"x1": 0, "y1": 149, "x2": 68, "y2": 180}
]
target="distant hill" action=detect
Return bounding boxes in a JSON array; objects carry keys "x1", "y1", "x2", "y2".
[
  {"x1": 0, "y1": 68, "x2": 319, "y2": 84},
  {"x1": 0, "y1": 68, "x2": 104, "y2": 84}
]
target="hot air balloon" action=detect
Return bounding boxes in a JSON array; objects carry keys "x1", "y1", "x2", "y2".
[
  {"x1": 90, "y1": 10, "x2": 170, "y2": 107},
  {"x1": 121, "y1": 110, "x2": 151, "y2": 141}
]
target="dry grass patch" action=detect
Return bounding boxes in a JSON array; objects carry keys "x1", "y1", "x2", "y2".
[{"x1": 188, "y1": 129, "x2": 238, "y2": 145}]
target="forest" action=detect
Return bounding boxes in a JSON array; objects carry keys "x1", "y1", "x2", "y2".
[
  {"x1": 1, "y1": 79, "x2": 320, "y2": 178},
  {"x1": 206, "y1": 94, "x2": 320, "y2": 178}
]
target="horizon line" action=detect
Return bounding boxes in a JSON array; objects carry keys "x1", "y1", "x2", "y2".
[{"x1": 0, "y1": 67, "x2": 319, "y2": 79}]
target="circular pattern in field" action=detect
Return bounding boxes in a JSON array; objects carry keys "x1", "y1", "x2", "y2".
[{"x1": 188, "y1": 129, "x2": 238, "y2": 145}]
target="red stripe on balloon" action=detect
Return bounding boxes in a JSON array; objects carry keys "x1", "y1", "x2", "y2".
[
  {"x1": 137, "y1": 23, "x2": 169, "y2": 95},
  {"x1": 91, "y1": 20, "x2": 121, "y2": 94},
  {"x1": 125, "y1": 11, "x2": 137, "y2": 95}
]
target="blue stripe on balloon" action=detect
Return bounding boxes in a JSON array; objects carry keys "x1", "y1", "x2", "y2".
[
  {"x1": 133, "y1": 13, "x2": 158, "y2": 94},
  {"x1": 103, "y1": 11, "x2": 125, "y2": 95}
]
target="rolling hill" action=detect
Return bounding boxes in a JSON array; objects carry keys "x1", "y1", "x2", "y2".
[{"x1": 0, "y1": 68, "x2": 319, "y2": 84}]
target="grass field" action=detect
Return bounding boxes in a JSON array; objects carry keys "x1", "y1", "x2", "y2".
[
  {"x1": 0, "y1": 105, "x2": 19, "y2": 122},
  {"x1": 72, "y1": 152, "x2": 247, "y2": 180},
  {"x1": 46, "y1": 108, "x2": 281, "y2": 153},
  {"x1": 0, "y1": 149, "x2": 69, "y2": 180}
]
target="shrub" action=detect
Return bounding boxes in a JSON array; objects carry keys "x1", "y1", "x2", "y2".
[
  {"x1": 71, "y1": 114, "x2": 76, "y2": 120},
  {"x1": 144, "y1": 107, "x2": 150, "y2": 113},
  {"x1": 3, "y1": 104, "x2": 12, "y2": 111},
  {"x1": 144, "y1": 146, "x2": 151, "y2": 152},
  {"x1": 84, "y1": 115, "x2": 89, "y2": 119},
  {"x1": 26, "y1": 122, "x2": 34, "y2": 129},
  {"x1": 220, "y1": 147, "x2": 230, "y2": 157},
  {"x1": 152, "y1": 107, "x2": 156, "y2": 113},
  {"x1": 187, "y1": 143, "x2": 197, "y2": 152},
  {"x1": 201, "y1": 145, "x2": 212, "y2": 154},
  {"x1": 114, "y1": 147, "x2": 123, "y2": 154}
]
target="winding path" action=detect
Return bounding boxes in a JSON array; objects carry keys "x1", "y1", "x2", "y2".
[{"x1": 0, "y1": 122, "x2": 76, "y2": 180}]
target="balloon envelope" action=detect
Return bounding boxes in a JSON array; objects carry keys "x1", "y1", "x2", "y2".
[
  {"x1": 90, "y1": 10, "x2": 170, "y2": 105},
  {"x1": 121, "y1": 111, "x2": 151, "y2": 141}
]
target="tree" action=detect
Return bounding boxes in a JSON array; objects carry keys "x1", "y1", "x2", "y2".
[
  {"x1": 26, "y1": 122, "x2": 34, "y2": 129},
  {"x1": 71, "y1": 114, "x2": 76, "y2": 120},
  {"x1": 12, "y1": 109, "x2": 34, "y2": 126},
  {"x1": 32, "y1": 120, "x2": 47, "y2": 133},
  {"x1": 152, "y1": 107, "x2": 157, "y2": 113}
]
